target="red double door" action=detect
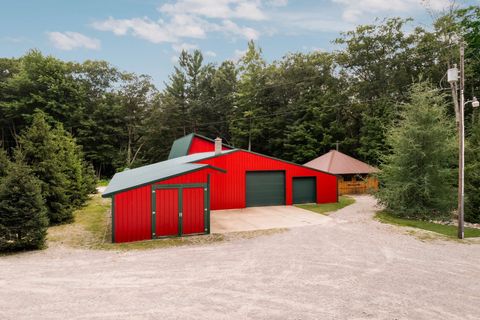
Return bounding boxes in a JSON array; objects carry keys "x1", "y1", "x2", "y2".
[{"x1": 153, "y1": 186, "x2": 208, "y2": 237}]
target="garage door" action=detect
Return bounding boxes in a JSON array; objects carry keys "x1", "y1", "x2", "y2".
[
  {"x1": 246, "y1": 171, "x2": 285, "y2": 207},
  {"x1": 293, "y1": 177, "x2": 316, "y2": 204}
]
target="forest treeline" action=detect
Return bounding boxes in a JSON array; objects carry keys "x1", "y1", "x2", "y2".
[{"x1": 1, "y1": 7, "x2": 479, "y2": 179}]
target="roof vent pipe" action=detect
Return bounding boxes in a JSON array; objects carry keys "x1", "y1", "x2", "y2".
[{"x1": 214, "y1": 137, "x2": 222, "y2": 155}]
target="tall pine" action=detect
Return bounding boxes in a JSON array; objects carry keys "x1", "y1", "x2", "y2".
[
  {"x1": 17, "y1": 111, "x2": 72, "y2": 224},
  {"x1": 53, "y1": 124, "x2": 97, "y2": 208},
  {"x1": 376, "y1": 82, "x2": 456, "y2": 219},
  {"x1": 231, "y1": 40, "x2": 267, "y2": 151}
]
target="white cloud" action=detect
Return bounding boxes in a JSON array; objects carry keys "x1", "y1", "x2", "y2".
[
  {"x1": 93, "y1": 7, "x2": 261, "y2": 44},
  {"x1": 266, "y1": 0, "x2": 288, "y2": 6},
  {"x1": 274, "y1": 12, "x2": 352, "y2": 32},
  {"x1": 332, "y1": 0, "x2": 451, "y2": 22},
  {"x1": 221, "y1": 20, "x2": 259, "y2": 40},
  {"x1": 233, "y1": 2, "x2": 267, "y2": 20},
  {"x1": 168, "y1": 14, "x2": 208, "y2": 38},
  {"x1": 172, "y1": 42, "x2": 198, "y2": 52},
  {"x1": 92, "y1": 17, "x2": 175, "y2": 43},
  {"x1": 159, "y1": 0, "x2": 267, "y2": 21},
  {"x1": 47, "y1": 31, "x2": 100, "y2": 50},
  {"x1": 205, "y1": 50, "x2": 217, "y2": 57},
  {"x1": 92, "y1": 15, "x2": 212, "y2": 43}
]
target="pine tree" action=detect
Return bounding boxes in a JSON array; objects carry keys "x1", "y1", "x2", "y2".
[
  {"x1": 465, "y1": 124, "x2": 480, "y2": 223},
  {"x1": 0, "y1": 148, "x2": 10, "y2": 180},
  {"x1": 0, "y1": 160, "x2": 48, "y2": 251},
  {"x1": 376, "y1": 82, "x2": 456, "y2": 220},
  {"x1": 231, "y1": 40, "x2": 267, "y2": 151},
  {"x1": 163, "y1": 57, "x2": 188, "y2": 137},
  {"x1": 17, "y1": 111, "x2": 73, "y2": 224},
  {"x1": 53, "y1": 124, "x2": 97, "y2": 208},
  {"x1": 81, "y1": 161, "x2": 98, "y2": 196}
]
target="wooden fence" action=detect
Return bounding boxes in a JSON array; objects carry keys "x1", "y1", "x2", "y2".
[{"x1": 338, "y1": 175, "x2": 378, "y2": 195}]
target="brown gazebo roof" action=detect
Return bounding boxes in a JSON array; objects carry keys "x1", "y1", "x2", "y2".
[{"x1": 304, "y1": 150, "x2": 379, "y2": 175}]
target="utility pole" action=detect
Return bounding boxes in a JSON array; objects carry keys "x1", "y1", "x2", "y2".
[
  {"x1": 448, "y1": 42, "x2": 465, "y2": 239},
  {"x1": 449, "y1": 42, "x2": 480, "y2": 239},
  {"x1": 458, "y1": 41, "x2": 465, "y2": 239},
  {"x1": 458, "y1": 42, "x2": 465, "y2": 239}
]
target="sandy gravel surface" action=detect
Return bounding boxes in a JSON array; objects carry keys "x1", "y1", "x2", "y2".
[{"x1": 1, "y1": 196, "x2": 479, "y2": 320}]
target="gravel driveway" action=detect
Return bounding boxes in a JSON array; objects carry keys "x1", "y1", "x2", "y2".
[{"x1": 1, "y1": 196, "x2": 479, "y2": 320}]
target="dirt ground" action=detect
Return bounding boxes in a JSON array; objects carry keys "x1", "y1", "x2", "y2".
[{"x1": 1, "y1": 196, "x2": 479, "y2": 320}]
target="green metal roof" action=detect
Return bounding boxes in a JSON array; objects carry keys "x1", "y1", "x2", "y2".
[
  {"x1": 168, "y1": 133, "x2": 234, "y2": 159},
  {"x1": 168, "y1": 133, "x2": 194, "y2": 160},
  {"x1": 102, "y1": 150, "x2": 234, "y2": 197}
]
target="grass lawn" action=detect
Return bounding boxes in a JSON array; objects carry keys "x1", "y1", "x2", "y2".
[
  {"x1": 295, "y1": 196, "x2": 355, "y2": 215},
  {"x1": 97, "y1": 179, "x2": 110, "y2": 187},
  {"x1": 375, "y1": 211, "x2": 480, "y2": 239},
  {"x1": 48, "y1": 193, "x2": 285, "y2": 251}
]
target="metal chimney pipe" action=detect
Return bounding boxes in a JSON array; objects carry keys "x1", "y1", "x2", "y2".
[{"x1": 214, "y1": 137, "x2": 222, "y2": 155}]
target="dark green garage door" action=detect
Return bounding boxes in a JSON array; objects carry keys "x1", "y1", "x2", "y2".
[
  {"x1": 246, "y1": 171, "x2": 285, "y2": 207},
  {"x1": 293, "y1": 177, "x2": 316, "y2": 204}
]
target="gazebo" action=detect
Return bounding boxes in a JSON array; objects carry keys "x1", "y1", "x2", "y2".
[{"x1": 304, "y1": 150, "x2": 379, "y2": 195}]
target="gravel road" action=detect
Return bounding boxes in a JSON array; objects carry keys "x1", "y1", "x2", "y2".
[{"x1": 1, "y1": 196, "x2": 479, "y2": 320}]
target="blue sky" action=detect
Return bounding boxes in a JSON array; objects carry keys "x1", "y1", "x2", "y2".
[{"x1": 1, "y1": 0, "x2": 478, "y2": 88}]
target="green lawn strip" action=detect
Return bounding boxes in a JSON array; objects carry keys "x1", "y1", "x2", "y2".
[
  {"x1": 47, "y1": 194, "x2": 111, "y2": 248},
  {"x1": 97, "y1": 179, "x2": 110, "y2": 187},
  {"x1": 295, "y1": 196, "x2": 355, "y2": 215},
  {"x1": 375, "y1": 211, "x2": 480, "y2": 238},
  {"x1": 76, "y1": 195, "x2": 111, "y2": 241}
]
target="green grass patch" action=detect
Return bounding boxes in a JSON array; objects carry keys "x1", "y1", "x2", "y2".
[
  {"x1": 48, "y1": 194, "x2": 112, "y2": 248},
  {"x1": 295, "y1": 196, "x2": 355, "y2": 215},
  {"x1": 97, "y1": 179, "x2": 110, "y2": 187},
  {"x1": 375, "y1": 211, "x2": 480, "y2": 239}
]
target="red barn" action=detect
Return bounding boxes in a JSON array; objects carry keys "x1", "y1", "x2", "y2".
[{"x1": 103, "y1": 134, "x2": 338, "y2": 243}]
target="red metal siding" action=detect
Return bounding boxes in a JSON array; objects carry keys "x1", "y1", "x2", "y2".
[
  {"x1": 114, "y1": 185, "x2": 151, "y2": 243},
  {"x1": 182, "y1": 188, "x2": 205, "y2": 234},
  {"x1": 155, "y1": 189, "x2": 179, "y2": 236},
  {"x1": 188, "y1": 136, "x2": 231, "y2": 155},
  {"x1": 156, "y1": 169, "x2": 210, "y2": 185},
  {"x1": 198, "y1": 150, "x2": 337, "y2": 210},
  {"x1": 112, "y1": 151, "x2": 337, "y2": 242},
  {"x1": 114, "y1": 169, "x2": 212, "y2": 243}
]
